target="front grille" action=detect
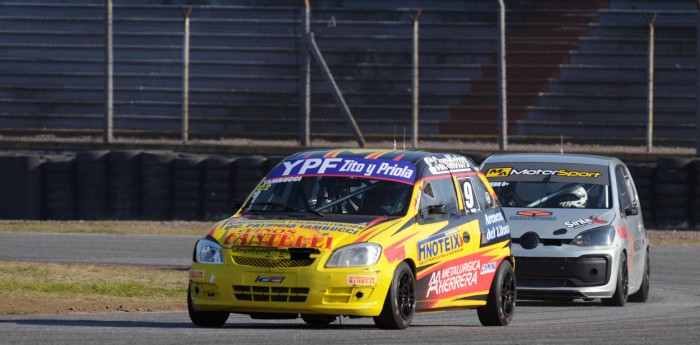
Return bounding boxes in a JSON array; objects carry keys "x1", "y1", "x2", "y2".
[
  {"x1": 515, "y1": 256, "x2": 610, "y2": 287},
  {"x1": 233, "y1": 285, "x2": 309, "y2": 302},
  {"x1": 233, "y1": 257, "x2": 315, "y2": 268},
  {"x1": 231, "y1": 246, "x2": 319, "y2": 268}
]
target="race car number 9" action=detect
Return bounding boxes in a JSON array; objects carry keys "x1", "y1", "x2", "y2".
[{"x1": 463, "y1": 180, "x2": 475, "y2": 209}]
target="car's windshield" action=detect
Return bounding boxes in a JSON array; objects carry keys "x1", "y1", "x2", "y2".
[
  {"x1": 243, "y1": 176, "x2": 413, "y2": 216},
  {"x1": 490, "y1": 181, "x2": 610, "y2": 209},
  {"x1": 483, "y1": 162, "x2": 611, "y2": 209}
]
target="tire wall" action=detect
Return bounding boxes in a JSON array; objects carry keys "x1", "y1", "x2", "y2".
[
  {"x1": 0, "y1": 154, "x2": 44, "y2": 219},
  {"x1": 628, "y1": 157, "x2": 696, "y2": 230},
  {"x1": 1, "y1": 150, "x2": 699, "y2": 229}
]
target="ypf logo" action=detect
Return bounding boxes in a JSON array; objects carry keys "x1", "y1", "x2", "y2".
[{"x1": 485, "y1": 167, "x2": 512, "y2": 177}]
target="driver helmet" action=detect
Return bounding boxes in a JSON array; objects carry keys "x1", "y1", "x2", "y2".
[{"x1": 558, "y1": 185, "x2": 588, "y2": 208}]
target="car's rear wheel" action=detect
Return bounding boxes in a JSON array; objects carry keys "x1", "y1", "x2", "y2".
[
  {"x1": 477, "y1": 260, "x2": 516, "y2": 326},
  {"x1": 373, "y1": 262, "x2": 415, "y2": 329},
  {"x1": 301, "y1": 314, "x2": 337, "y2": 326},
  {"x1": 629, "y1": 252, "x2": 650, "y2": 303},
  {"x1": 188, "y1": 284, "x2": 229, "y2": 327},
  {"x1": 602, "y1": 254, "x2": 628, "y2": 306}
]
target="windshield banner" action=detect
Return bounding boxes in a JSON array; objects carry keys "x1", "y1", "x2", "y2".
[
  {"x1": 482, "y1": 162, "x2": 609, "y2": 184},
  {"x1": 267, "y1": 158, "x2": 416, "y2": 184}
]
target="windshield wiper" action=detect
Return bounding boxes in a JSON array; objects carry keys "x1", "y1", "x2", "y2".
[{"x1": 248, "y1": 201, "x2": 297, "y2": 212}]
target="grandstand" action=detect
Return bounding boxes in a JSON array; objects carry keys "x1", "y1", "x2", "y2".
[{"x1": 0, "y1": 0, "x2": 696, "y2": 146}]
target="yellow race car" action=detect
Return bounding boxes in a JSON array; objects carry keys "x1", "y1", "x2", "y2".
[{"x1": 188, "y1": 150, "x2": 515, "y2": 329}]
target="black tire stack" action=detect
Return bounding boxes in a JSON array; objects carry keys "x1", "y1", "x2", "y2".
[
  {"x1": 202, "y1": 156, "x2": 236, "y2": 220},
  {"x1": 232, "y1": 156, "x2": 267, "y2": 202},
  {"x1": 626, "y1": 162, "x2": 656, "y2": 229},
  {"x1": 140, "y1": 151, "x2": 175, "y2": 220},
  {"x1": 171, "y1": 153, "x2": 206, "y2": 220},
  {"x1": 75, "y1": 150, "x2": 110, "y2": 220},
  {"x1": 0, "y1": 154, "x2": 44, "y2": 220},
  {"x1": 653, "y1": 157, "x2": 693, "y2": 229},
  {"x1": 109, "y1": 150, "x2": 143, "y2": 219},
  {"x1": 42, "y1": 155, "x2": 77, "y2": 220},
  {"x1": 688, "y1": 159, "x2": 700, "y2": 228}
]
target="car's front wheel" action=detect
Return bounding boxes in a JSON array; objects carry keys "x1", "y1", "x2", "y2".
[
  {"x1": 188, "y1": 284, "x2": 229, "y2": 327},
  {"x1": 373, "y1": 262, "x2": 416, "y2": 329},
  {"x1": 602, "y1": 253, "x2": 629, "y2": 306},
  {"x1": 477, "y1": 260, "x2": 516, "y2": 326},
  {"x1": 628, "y1": 252, "x2": 650, "y2": 303}
]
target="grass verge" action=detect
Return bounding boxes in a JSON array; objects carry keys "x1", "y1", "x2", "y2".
[
  {"x1": 0, "y1": 262, "x2": 187, "y2": 315},
  {"x1": 0, "y1": 220, "x2": 212, "y2": 236}
]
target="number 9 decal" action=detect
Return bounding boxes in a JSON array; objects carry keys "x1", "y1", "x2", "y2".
[{"x1": 463, "y1": 180, "x2": 475, "y2": 210}]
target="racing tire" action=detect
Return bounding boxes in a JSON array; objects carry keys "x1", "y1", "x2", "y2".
[
  {"x1": 373, "y1": 261, "x2": 416, "y2": 329},
  {"x1": 300, "y1": 314, "x2": 337, "y2": 326},
  {"x1": 188, "y1": 285, "x2": 229, "y2": 328},
  {"x1": 477, "y1": 260, "x2": 516, "y2": 326},
  {"x1": 602, "y1": 254, "x2": 629, "y2": 306},
  {"x1": 629, "y1": 252, "x2": 650, "y2": 303}
]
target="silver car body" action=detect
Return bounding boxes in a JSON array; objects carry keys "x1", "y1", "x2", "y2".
[{"x1": 481, "y1": 153, "x2": 650, "y2": 301}]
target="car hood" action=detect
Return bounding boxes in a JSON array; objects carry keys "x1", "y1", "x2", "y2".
[
  {"x1": 207, "y1": 214, "x2": 405, "y2": 251},
  {"x1": 503, "y1": 208, "x2": 617, "y2": 239}
]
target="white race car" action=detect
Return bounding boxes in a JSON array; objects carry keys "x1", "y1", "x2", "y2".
[{"x1": 481, "y1": 153, "x2": 649, "y2": 305}]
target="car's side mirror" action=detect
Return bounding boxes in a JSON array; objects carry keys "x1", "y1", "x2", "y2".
[{"x1": 624, "y1": 206, "x2": 639, "y2": 216}]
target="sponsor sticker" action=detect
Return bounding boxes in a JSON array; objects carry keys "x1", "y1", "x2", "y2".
[
  {"x1": 423, "y1": 155, "x2": 473, "y2": 175},
  {"x1": 255, "y1": 276, "x2": 285, "y2": 284},
  {"x1": 417, "y1": 228, "x2": 463, "y2": 262},
  {"x1": 266, "y1": 158, "x2": 416, "y2": 184},
  {"x1": 221, "y1": 219, "x2": 368, "y2": 249},
  {"x1": 486, "y1": 167, "x2": 602, "y2": 179},
  {"x1": 516, "y1": 210, "x2": 552, "y2": 217},
  {"x1": 564, "y1": 215, "x2": 607, "y2": 228},
  {"x1": 425, "y1": 260, "x2": 480, "y2": 298},
  {"x1": 481, "y1": 210, "x2": 510, "y2": 246},
  {"x1": 189, "y1": 270, "x2": 204, "y2": 279},
  {"x1": 347, "y1": 275, "x2": 377, "y2": 286},
  {"x1": 485, "y1": 167, "x2": 512, "y2": 178},
  {"x1": 480, "y1": 262, "x2": 497, "y2": 275}
]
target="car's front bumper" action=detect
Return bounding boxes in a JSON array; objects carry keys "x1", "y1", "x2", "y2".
[
  {"x1": 189, "y1": 260, "x2": 394, "y2": 317},
  {"x1": 512, "y1": 244, "x2": 621, "y2": 300}
]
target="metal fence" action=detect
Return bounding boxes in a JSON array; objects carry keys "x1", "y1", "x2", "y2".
[{"x1": 0, "y1": 0, "x2": 697, "y2": 151}]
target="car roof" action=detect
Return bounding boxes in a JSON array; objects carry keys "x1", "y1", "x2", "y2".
[
  {"x1": 284, "y1": 149, "x2": 468, "y2": 166},
  {"x1": 482, "y1": 153, "x2": 619, "y2": 167},
  {"x1": 281, "y1": 149, "x2": 477, "y2": 179}
]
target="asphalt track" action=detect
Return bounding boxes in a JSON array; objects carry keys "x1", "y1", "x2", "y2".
[{"x1": 0, "y1": 233, "x2": 699, "y2": 345}]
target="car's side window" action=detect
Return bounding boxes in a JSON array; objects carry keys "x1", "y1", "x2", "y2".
[
  {"x1": 615, "y1": 165, "x2": 633, "y2": 212},
  {"x1": 458, "y1": 176, "x2": 494, "y2": 214},
  {"x1": 419, "y1": 177, "x2": 459, "y2": 223},
  {"x1": 622, "y1": 166, "x2": 639, "y2": 208}
]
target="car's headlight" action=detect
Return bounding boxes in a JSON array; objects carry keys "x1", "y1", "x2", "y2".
[
  {"x1": 570, "y1": 225, "x2": 616, "y2": 247},
  {"x1": 326, "y1": 243, "x2": 382, "y2": 267},
  {"x1": 194, "y1": 238, "x2": 223, "y2": 264}
]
